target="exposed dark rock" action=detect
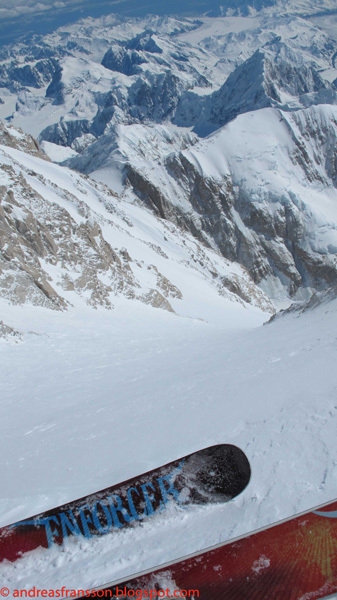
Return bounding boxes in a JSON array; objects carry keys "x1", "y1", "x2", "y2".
[
  {"x1": 126, "y1": 32, "x2": 163, "y2": 54},
  {"x1": 0, "y1": 121, "x2": 48, "y2": 159},
  {"x1": 101, "y1": 47, "x2": 146, "y2": 76},
  {"x1": 45, "y1": 61, "x2": 64, "y2": 104},
  {"x1": 39, "y1": 118, "x2": 91, "y2": 147},
  {"x1": 128, "y1": 72, "x2": 184, "y2": 121}
]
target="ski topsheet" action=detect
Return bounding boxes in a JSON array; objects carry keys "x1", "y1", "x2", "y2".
[
  {"x1": 0, "y1": 444, "x2": 250, "y2": 564},
  {"x1": 97, "y1": 498, "x2": 337, "y2": 600}
]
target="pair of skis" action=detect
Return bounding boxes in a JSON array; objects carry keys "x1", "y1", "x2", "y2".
[
  {"x1": 1, "y1": 444, "x2": 337, "y2": 599},
  {"x1": 98, "y1": 498, "x2": 337, "y2": 600}
]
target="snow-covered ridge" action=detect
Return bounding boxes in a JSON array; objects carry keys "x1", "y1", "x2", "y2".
[{"x1": 0, "y1": 121, "x2": 272, "y2": 315}]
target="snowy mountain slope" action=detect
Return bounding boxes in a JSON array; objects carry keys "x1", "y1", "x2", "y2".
[
  {"x1": 173, "y1": 35, "x2": 337, "y2": 132},
  {"x1": 2, "y1": 10, "x2": 335, "y2": 304},
  {"x1": 119, "y1": 103, "x2": 337, "y2": 303},
  {"x1": 0, "y1": 121, "x2": 272, "y2": 314}
]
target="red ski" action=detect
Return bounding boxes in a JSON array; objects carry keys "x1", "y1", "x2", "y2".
[
  {"x1": 96, "y1": 498, "x2": 337, "y2": 600},
  {"x1": 0, "y1": 444, "x2": 250, "y2": 564}
]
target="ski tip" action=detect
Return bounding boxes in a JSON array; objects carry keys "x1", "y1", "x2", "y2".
[{"x1": 181, "y1": 443, "x2": 251, "y2": 504}]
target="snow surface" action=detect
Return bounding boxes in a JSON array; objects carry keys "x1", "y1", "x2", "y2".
[
  {"x1": 40, "y1": 141, "x2": 78, "y2": 163},
  {"x1": 1, "y1": 289, "x2": 337, "y2": 589}
]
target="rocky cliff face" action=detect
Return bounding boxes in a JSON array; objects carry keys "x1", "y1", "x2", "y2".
[
  {"x1": 0, "y1": 121, "x2": 48, "y2": 159},
  {"x1": 0, "y1": 122, "x2": 272, "y2": 314},
  {"x1": 123, "y1": 101, "x2": 337, "y2": 302},
  {"x1": 0, "y1": 127, "x2": 136, "y2": 310}
]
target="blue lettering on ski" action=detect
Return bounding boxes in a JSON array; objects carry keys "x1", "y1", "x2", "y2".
[
  {"x1": 157, "y1": 472, "x2": 181, "y2": 504},
  {"x1": 59, "y1": 511, "x2": 82, "y2": 539},
  {"x1": 91, "y1": 501, "x2": 113, "y2": 533},
  {"x1": 78, "y1": 506, "x2": 93, "y2": 538},
  {"x1": 108, "y1": 493, "x2": 133, "y2": 527},
  {"x1": 126, "y1": 486, "x2": 141, "y2": 521},
  {"x1": 11, "y1": 460, "x2": 185, "y2": 547},
  {"x1": 140, "y1": 481, "x2": 159, "y2": 516}
]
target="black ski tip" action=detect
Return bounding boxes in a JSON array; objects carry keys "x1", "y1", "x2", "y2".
[{"x1": 180, "y1": 444, "x2": 251, "y2": 504}]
